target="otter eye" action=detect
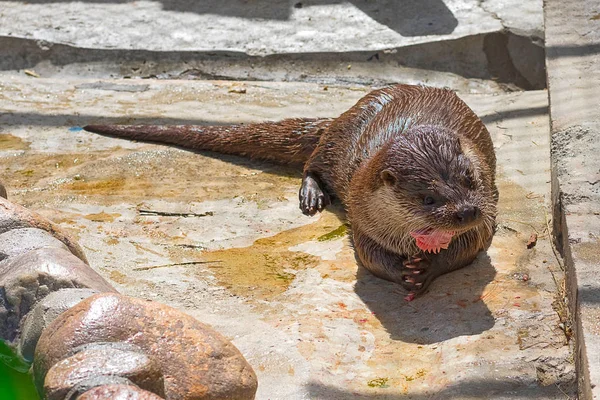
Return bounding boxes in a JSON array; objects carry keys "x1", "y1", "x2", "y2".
[{"x1": 423, "y1": 196, "x2": 435, "y2": 206}]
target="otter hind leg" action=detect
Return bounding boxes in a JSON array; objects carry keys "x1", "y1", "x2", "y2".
[{"x1": 299, "y1": 172, "x2": 330, "y2": 216}]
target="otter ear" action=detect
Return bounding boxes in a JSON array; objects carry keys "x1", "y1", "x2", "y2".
[{"x1": 380, "y1": 169, "x2": 397, "y2": 185}]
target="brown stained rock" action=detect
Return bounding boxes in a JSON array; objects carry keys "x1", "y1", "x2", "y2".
[
  {"x1": 44, "y1": 343, "x2": 164, "y2": 400},
  {"x1": 0, "y1": 197, "x2": 88, "y2": 263},
  {"x1": 34, "y1": 293, "x2": 258, "y2": 400},
  {"x1": 0, "y1": 248, "x2": 115, "y2": 342},
  {"x1": 77, "y1": 385, "x2": 165, "y2": 400},
  {"x1": 526, "y1": 232, "x2": 538, "y2": 249},
  {"x1": 18, "y1": 288, "x2": 100, "y2": 362}
]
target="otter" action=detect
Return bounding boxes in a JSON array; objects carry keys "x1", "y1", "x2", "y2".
[{"x1": 84, "y1": 84, "x2": 497, "y2": 300}]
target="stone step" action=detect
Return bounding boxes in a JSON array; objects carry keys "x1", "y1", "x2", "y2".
[
  {"x1": 544, "y1": 0, "x2": 600, "y2": 398},
  {"x1": 0, "y1": 0, "x2": 546, "y2": 90}
]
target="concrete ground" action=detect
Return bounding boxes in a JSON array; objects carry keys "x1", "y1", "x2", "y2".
[
  {"x1": 0, "y1": 76, "x2": 574, "y2": 398},
  {"x1": 1, "y1": 0, "x2": 586, "y2": 398}
]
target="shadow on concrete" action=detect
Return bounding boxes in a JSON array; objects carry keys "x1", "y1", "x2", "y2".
[
  {"x1": 0, "y1": 0, "x2": 291, "y2": 20},
  {"x1": 305, "y1": 377, "x2": 573, "y2": 399},
  {"x1": 546, "y1": 43, "x2": 600, "y2": 59},
  {"x1": 353, "y1": 252, "x2": 496, "y2": 344},
  {"x1": 579, "y1": 286, "x2": 600, "y2": 304},
  {"x1": 311, "y1": 0, "x2": 458, "y2": 37},
  {"x1": 0, "y1": 112, "x2": 225, "y2": 128},
  {"x1": 0, "y1": 112, "x2": 305, "y2": 177},
  {"x1": 0, "y1": 0, "x2": 458, "y2": 36},
  {"x1": 480, "y1": 105, "x2": 548, "y2": 125}
]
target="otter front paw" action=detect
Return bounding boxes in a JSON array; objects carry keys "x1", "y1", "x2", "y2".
[
  {"x1": 299, "y1": 174, "x2": 330, "y2": 216},
  {"x1": 401, "y1": 257, "x2": 434, "y2": 301}
]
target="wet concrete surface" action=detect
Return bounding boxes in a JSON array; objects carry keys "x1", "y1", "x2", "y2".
[{"x1": 0, "y1": 77, "x2": 574, "y2": 398}]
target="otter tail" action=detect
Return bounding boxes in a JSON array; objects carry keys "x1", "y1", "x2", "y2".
[{"x1": 83, "y1": 118, "x2": 332, "y2": 166}]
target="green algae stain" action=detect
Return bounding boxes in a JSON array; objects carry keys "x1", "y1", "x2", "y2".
[
  {"x1": 367, "y1": 377, "x2": 389, "y2": 388},
  {"x1": 0, "y1": 342, "x2": 39, "y2": 400},
  {"x1": 18, "y1": 169, "x2": 35, "y2": 177},
  {"x1": 317, "y1": 224, "x2": 348, "y2": 242}
]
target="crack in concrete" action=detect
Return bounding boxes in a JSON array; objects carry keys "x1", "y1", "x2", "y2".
[{"x1": 478, "y1": 0, "x2": 507, "y2": 28}]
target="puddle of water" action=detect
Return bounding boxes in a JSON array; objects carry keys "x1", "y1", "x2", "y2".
[
  {"x1": 201, "y1": 210, "x2": 344, "y2": 299},
  {"x1": 53, "y1": 150, "x2": 299, "y2": 203},
  {"x1": 83, "y1": 211, "x2": 121, "y2": 222},
  {"x1": 0, "y1": 134, "x2": 30, "y2": 150},
  {"x1": 4, "y1": 153, "x2": 98, "y2": 197},
  {"x1": 66, "y1": 177, "x2": 129, "y2": 194},
  {"x1": 0, "y1": 342, "x2": 39, "y2": 400}
]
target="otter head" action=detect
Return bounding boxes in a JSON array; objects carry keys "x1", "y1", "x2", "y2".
[{"x1": 374, "y1": 125, "x2": 494, "y2": 253}]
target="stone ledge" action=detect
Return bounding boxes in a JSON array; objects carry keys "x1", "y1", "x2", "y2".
[
  {"x1": 0, "y1": 0, "x2": 546, "y2": 90},
  {"x1": 0, "y1": 1, "x2": 504, "y2": 54},
  {"x1": 545, "y1": 0, "x2": 600, "y2": 398}
]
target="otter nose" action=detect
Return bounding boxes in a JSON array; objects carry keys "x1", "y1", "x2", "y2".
[{"x1": 455, "y1": 205, "x2": 480, "y2": 224}]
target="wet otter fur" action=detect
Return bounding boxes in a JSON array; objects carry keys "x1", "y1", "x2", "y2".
[{"x1": 84, "y1": 84, "x2": 497, "y2": 299}]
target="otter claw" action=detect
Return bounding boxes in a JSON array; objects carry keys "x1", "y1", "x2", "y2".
[
  {"x1": 299, "y1": 174, "x2": 330, "y2": 216},
  {"x1": 403, "y1": 257, "x2": 423, "y2": 267}
]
